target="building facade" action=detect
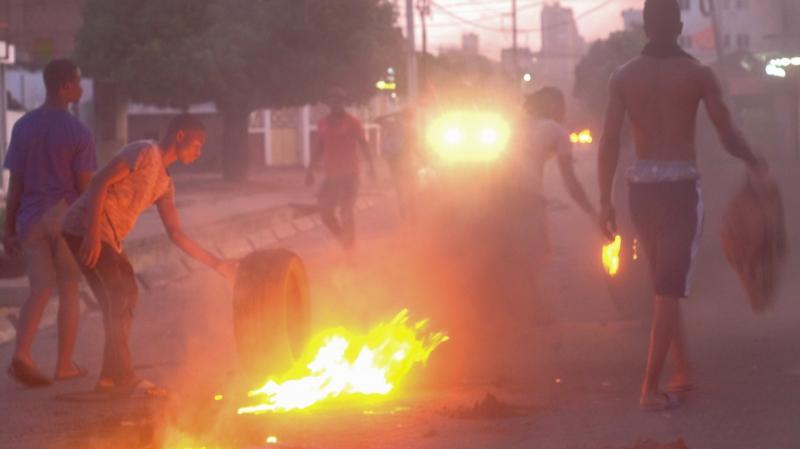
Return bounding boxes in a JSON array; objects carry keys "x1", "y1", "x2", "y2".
[
  {"x1": 621, "y1": 8, "x2": 644, "y2": 32},
  {"x1": 0, "y1": 0, "x2": 85, "y2": 65},
  {"x1": 530, "y1": 2, "x2": 586, "y2": 96},
  {"x1": 677, "y1": 0, "x2": 800, "y2": 63},
  {"x1": 461, "y1": 33, "x2": 479, "y2": 56}
]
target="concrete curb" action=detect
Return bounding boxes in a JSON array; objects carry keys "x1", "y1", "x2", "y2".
[
  {"x1": 130, "y1": 193, "x2": 384, "y2": 292},
  {"x1": 0, "y1": 296, "x2": 92, "y2": 346},
  {"x1": 0, "y1": 192, "x2": 386, "y2": 345}
]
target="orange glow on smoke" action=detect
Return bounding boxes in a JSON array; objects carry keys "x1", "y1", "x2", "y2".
[
  {"x1": 570, "y1": 129, "x2": 593, "y2": 145},
  {"x1": 238, "y1": 310, "x2": 448, "y2": 414},
  {"x1": 602, "y1": 235, "x2": 621, "y2": 276}
]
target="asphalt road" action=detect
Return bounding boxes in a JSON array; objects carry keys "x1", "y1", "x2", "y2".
[{"x1": 0, "y1": 150, "x2": 798, "y2": 449}]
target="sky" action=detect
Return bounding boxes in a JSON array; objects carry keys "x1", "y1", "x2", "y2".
[{"x1": 396, "y1": 0, "x2": 645, "y2": 60}]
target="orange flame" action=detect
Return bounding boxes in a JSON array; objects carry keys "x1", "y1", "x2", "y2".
[
  {"x1": 603, "y1": 235, "x2": 622, "y2": 276},
  {"x1": 238, "y1": 310, "x2": 448, "y2": 414}
]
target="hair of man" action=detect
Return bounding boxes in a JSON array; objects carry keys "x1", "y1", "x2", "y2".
[
  {"x1": 164, "y1": 114, "x2": 206, "y2": 143},
  {"x1": 643, "y1": 0, "x2": 683, "y2": 41},
  {"x1": 43, "y1": 59, "x2": 79, "y2": 95},
  {"x1": 525, "y1": 87, "x2": 566, "y2": 122}
]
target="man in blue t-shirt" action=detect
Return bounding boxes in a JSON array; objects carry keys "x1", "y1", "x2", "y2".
[{"x1": 3, "y1": 59, "x2": 97, "y2": 387}]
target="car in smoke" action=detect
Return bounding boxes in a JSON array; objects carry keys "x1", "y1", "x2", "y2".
[{"x1": 424, "y1": 109, "x2": 511, "y2": 165}]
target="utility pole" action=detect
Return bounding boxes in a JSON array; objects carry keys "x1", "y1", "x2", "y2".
[
  {"x1": 0, "y1": 62, "x2": 6, "y2": 195},
  {"x1": 0, "y1": 40, "x2": 13, "y2": 196},
  {"x1": 702, "y1": 0, "x2": 728, "y2": 89},
  {"x1": 417, "y1": 0, "x2": 430, "y2": 95},
  {"x1": 405, "y1": 0, "x2": 418, "y2": 104},
  {"x1": 512, "y1": 0, "x2": 518, "y2": 77}
]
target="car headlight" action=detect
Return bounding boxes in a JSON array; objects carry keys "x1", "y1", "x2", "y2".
[{"x1": 427, "y1": 111, "x2": 510, "y2": 163}]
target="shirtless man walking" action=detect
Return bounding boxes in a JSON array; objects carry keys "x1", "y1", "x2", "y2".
[{"x1": 597, "y1": 0, "x2": 764, "y2": 411}]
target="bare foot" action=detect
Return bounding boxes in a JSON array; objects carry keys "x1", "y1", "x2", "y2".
[
  {"x1": 8, "y1": 358, "x2": 52, "y2": 388},
  {"x1": 666, "y1": 372, "x2": 693, "y2": 393},
  {"x1": 639, "y1": 391, "x2": 681, "y2": 411},
  {"x1": 54, "y1": 363, "x2": 88, "y2": 381}
]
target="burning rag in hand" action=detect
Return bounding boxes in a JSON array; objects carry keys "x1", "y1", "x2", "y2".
[{"x1": 720, "y1": 171, "x2": 787, "y2": 313}]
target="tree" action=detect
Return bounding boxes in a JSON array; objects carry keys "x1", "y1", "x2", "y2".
[
  {"x1": 573, "y1": 27, "x2": 646, "y2": 120},
  {"x1": 76, "y1": 0, "x2": 404, "y2": 181}
]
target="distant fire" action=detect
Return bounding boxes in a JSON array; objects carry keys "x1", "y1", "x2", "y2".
[
  {"x1": 570, "y1": 129, "x2": 593, "y2": 145},
  {"x1": 238, "y1": 310, "x2": 448, "y2": 414},
  {"x1": 603, "y1": 235, "x2": 622, "y2": 276}
]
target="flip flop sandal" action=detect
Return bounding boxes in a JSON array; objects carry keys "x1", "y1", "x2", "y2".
[
  {"x1": 640, "y1": 392, "x2": 681, "y2": 412},
  {"x1": 55, "y1": 363, "x2": 89, "y2": 381},
  {"x1": 7, "y1": 359, "x2": 52, "y2": 388},
  {"x1": 128, "y1": 379, "x2": 170, "y2": 399},
  {"x1": 666, "y1": 383, "x2": 694, "y2": 394},
  {"x1": 94, "y1": 378, "x2": 116, "y2": 393}
]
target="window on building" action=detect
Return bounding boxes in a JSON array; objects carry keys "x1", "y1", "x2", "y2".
[
  {"x1": 677, "y1": 0, "x2": 691, "y2": 10},
  {"x1": 736, "y1": 34, "x2": 750, "y2": 50}
]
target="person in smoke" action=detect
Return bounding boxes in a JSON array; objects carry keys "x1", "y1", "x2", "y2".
[
  {"x1": 61, "y1": 114, "x2": 238, "y2": 397},
  {"x1": 297, "y1": 87, "x2": 376, "y2": 253},
  {"x1": 376, "y1": 106, "x2": 421, "y2": 220},
  {"x1": 507, "y1": 86, "x2": 600, "y2": 261},
  {"x1": 597, "y1": 0, "x2": 765, "y2": 410}
]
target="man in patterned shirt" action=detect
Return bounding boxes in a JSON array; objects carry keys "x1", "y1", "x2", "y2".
[{"x1": 62, "y1": 115, "x2": 237, "y2": 397}]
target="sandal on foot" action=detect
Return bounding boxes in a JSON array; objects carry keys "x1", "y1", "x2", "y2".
[
  {"x1": 666, "y1": 383, "x2": 694, "y2": 394},
  {"x1": 55, "y1": 363, "x2": 89, "y2": 381},
  {"x1": 128, "y1": 379, "x2": 170, "y2": 399},
  {"x1": 7, "y1": 359, "x2": 52, "y2": 388},
  {"x1": 94, "y1": 378, "x2": 116, "y2": 393},
  {"x1": 640, "y1": 392, "x2": 681, "y2": 411}
]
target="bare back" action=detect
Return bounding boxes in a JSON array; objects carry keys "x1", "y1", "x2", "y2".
[{"x1": 613, "y1": 55, "x2": 713, "y2": 162}]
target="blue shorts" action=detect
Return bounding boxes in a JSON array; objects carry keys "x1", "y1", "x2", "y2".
[{"x1": 628, "y1": 179, "x2": 704, "y2": 298}]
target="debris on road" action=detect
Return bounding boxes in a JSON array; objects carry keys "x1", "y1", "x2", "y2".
[
  {"x1": 443, "y1": 392, "x2": 533, "y2": 419},
  {"x1": 599, "y1": 440, "x2": 690, "y2": 449}
]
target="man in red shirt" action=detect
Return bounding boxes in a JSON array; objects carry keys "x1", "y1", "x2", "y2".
[{"x1": 304, "y1": 88, "x2": 375, "y2": 251}]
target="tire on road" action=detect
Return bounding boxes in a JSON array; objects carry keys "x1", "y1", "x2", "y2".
[{"x1": 233, "y1": 249, "x2": 311, "y2": 378}]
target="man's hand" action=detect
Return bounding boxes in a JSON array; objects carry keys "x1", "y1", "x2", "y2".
[
  {"x1": 599, "y1": 203, "x2": 617, "y2": 241},
  {"x1": 2, "y1": 234, "x2": 19, "y2": 257},
  {"x1": 305, "y1": 170, "x2": 315, "y2": 187},
  {"x1": 79, "y1": 234, "x2": 102, "y2": 269},
  {"x1": 215, "y1": 259, "x2": 239, "y2": 286},
  {"x1": 368, "y1": 165, "x2": 378, "y2": 184},
  {"x1": 747, "y1": 156, "x2": 770, "y2": 183}
]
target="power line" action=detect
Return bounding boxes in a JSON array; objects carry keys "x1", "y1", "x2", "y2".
[
  {"x1": 428, "y1": 0, "x2": 617, "y2": 34},
  {"x1": 429, "y1": 1, "x2": 537, "y2": 33}
]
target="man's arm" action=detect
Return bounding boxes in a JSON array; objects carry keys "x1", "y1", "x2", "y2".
[
  {"x1": 306, "y1": 133, "x2": 324, "y2": 186},
  {"x1": 597, "y1": 72, "x2": 627, "y2": 236},
  {"x1": 701, "y1": 68, "x2": 759, "y2": 168},
  {"x1": 358, "y1": 133, "x2": 377, "y2": 181},
  {"x1": 557, "y1": 153, "x2": 597, "y2": 219},
  {"x1": 73, "y1": 130, "x2": 97, "y2": 194},
  {"x1": 76, "y1": 172, "x2": 93, "y2": 193},
  {"x1": 3, "y1": 171, "x2": 23, "y2": 256},
  {"x1": 79, "y1": 159, "x2": 130, "y2": 268},
  {"x1": 156, "y1": 195, "x2": 237, "y2": 281}
]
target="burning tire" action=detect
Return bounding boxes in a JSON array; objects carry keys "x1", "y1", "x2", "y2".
[{"x1": 233, "y1": 249, "x2": 310, "y2": 377}]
